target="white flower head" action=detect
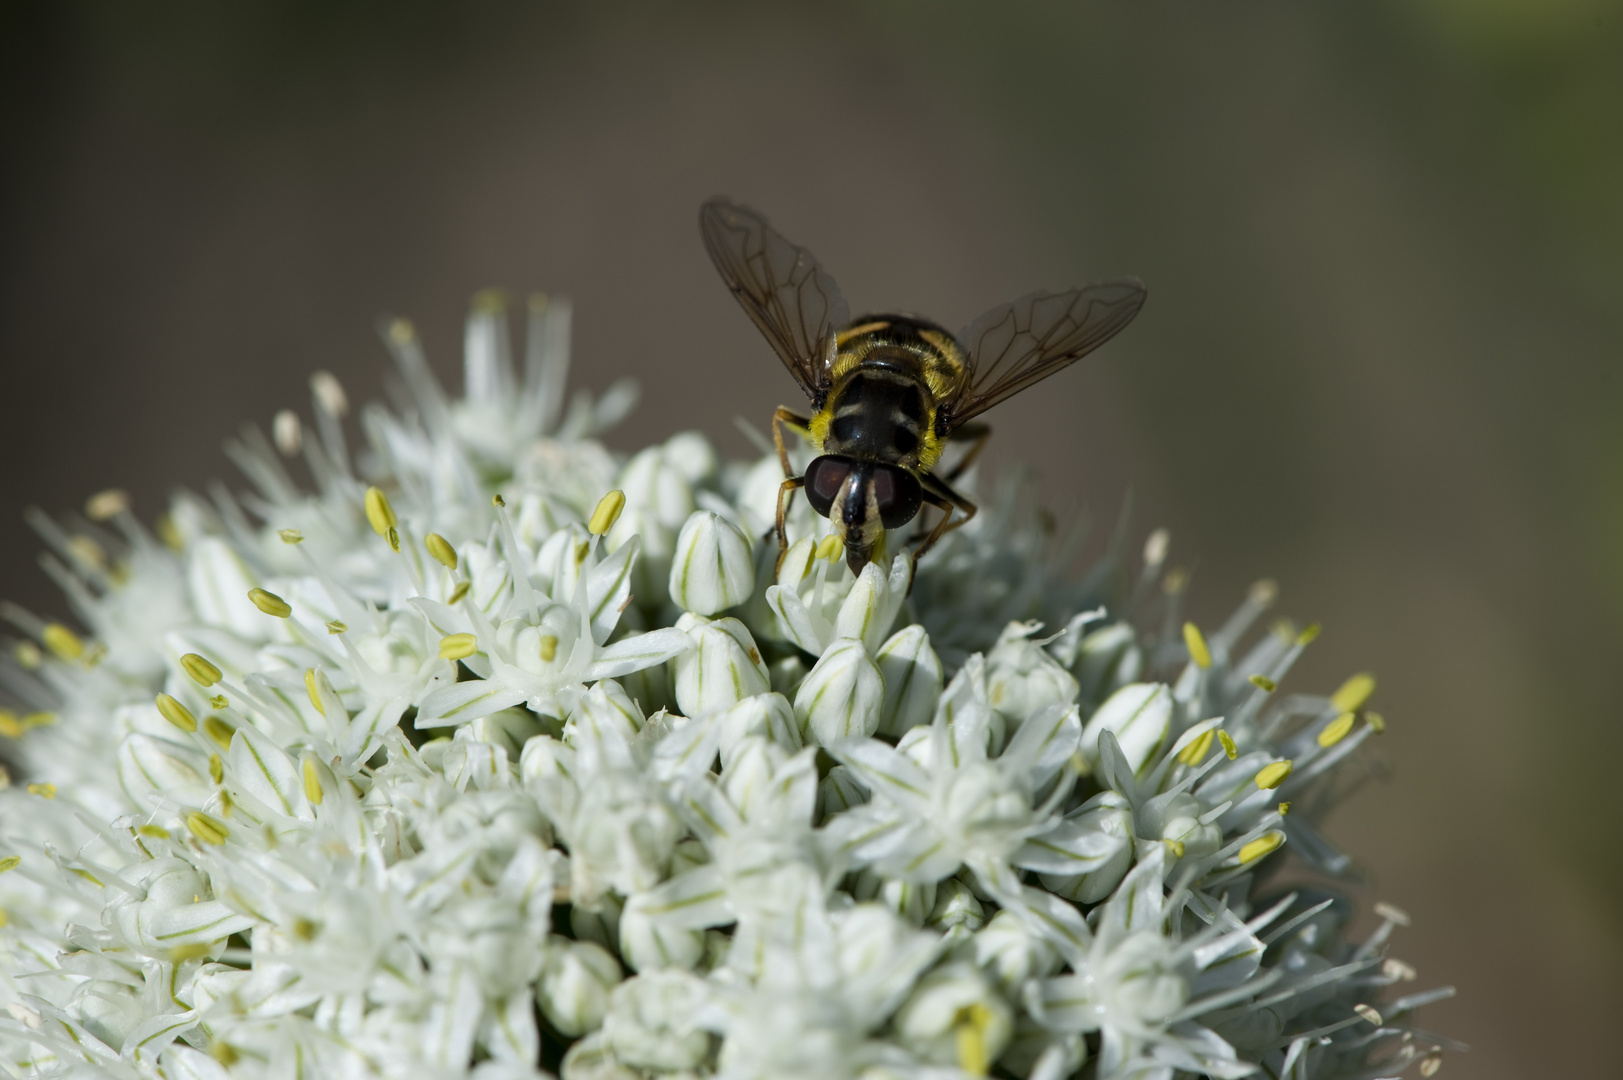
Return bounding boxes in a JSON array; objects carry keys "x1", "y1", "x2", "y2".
[{"x1": 0, "y1": 290, "x2": 1455, "y2": 1080}]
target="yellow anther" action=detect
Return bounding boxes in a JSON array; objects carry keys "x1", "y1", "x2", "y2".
[
  {"x1": 1366, "y1": 711, "x2": 1386, "y2": 734},
  {"x1": 1164, "y1": 838, "x2": 1186, "y2": 858},
  {"x1": 67, "y1": 535, "x2": 107, "y2": 570},
  {"x1": 1420, "y1": 1052, "x2": 1442, "y2": 1076},
  {"x1": 272, "y1": 409, "x2": 302, "y2": 456},
  {"x1": 137, "y1": 824, "x2": 169, "y2": 839},
  {"x1": 13, "y1": 641, "x2": 42, "y2": 669},
  {"x1": 186, "y1": 811, "x2": 229, "y2": 846},
  {"x1": 1248, "y1": 674, "x2": 1276, "y2": 692},
  {"x1": 84, "y1": 488, "x2": 130, "y2": 521},
  {"x1": 155, "y1": 694, "x2": 198, "y2": 733},
  {"x1": 1254, "y1": 760, "x2": 1293, "y2": 790},
  {"x1": 1330, "y1": 672, "x2": 1375, "y2": 713},
  {"x1": 588, "y1": 489, "x2": 626, "y2": 536},
  {"x1": 1296, "y1": 622, "x2": 1322, "y2": 645},
  {"x1": 1353, "y1": 1003, "x2": 1382, "y2": 1026},
  {"x1": 472, "y1": 287, "x2": 508, "y2": 314},
  {"x1": 1238, "y1": 831, "x2": 1284, "y2": 864},
  {"x1": 208, "y1": 754, "x2": 224, "y2": 784},
  {"x1": 326, "y1": 620, "x2": 347, "y2": 635},
  {"x1": 310, "y1": 370, "x2": 348, "y2": 417},
  {"x1": 27, "y1": 783, "x2": 56, "y2": 799},
  {"x1": 540, "y1": 635, "x2": 559, "y2": 663},
  {"x1": 1177, "y1": 729, "x2": 1214, "y2": 766},
  {"x1": 492, "y1": 493, "x2": 506, "y2": 508},
  {"x1": 1162, "y1": 567, "x2": 1188, "y2": 596},
  {"x1": 364, "y1": 486, "x2": 397, "y2": 536},
  {"x1": 1249, "y1": 578, "x2": 1278, "y2": 606},
  {"x1": 1318, "y1": 712, "x2": 1355, "y2": 747},
  {"x1": 1143, "y1": 527, "x2": 1169, "y2": 568},
  {"x1": 169, "y1": 943, "x2": 212, "y2": 963},
  {"x1": 447, "y1": 582, "x2": 470, "y2": 605},
  {"x1": 302, "y1": 758, "x2": 324, "y2": 805},
  {"x1": 815, "y1": 533, "x2": 843, "y2": 563},
  {"x1": 388, "y1": 317, "x2": 415, "y2": 344},
  {"x1": 1373, "y1": 901, "x2": 1412, "y2": 926},
  {"x1": 1383, "y1": 957, "x2": 1417, "y2": 981},
  {"x1": 42, "y1": 623, "x2": 83, "y2": 661},
  {"x1": 425, "y1": 533, "x2": 459, "y2": 570},
  {"x1": 181, "y1": 653, "x2": 223, "y2": 687},
  {"x1": 70, "y1": 867, "x2": 102, "y2": 886},
  {"x1": 573, "y1": 540, "x2": 590, "y2": 566},
  {"x1": 22, "y1": 711, "x2": 55, "y2": 730},
  {"x1": 278, "y1": 528, "x2": 304, "y2": 544},
  {"x1": 439, "y1": 633, "x2": 478, "y2": 661},
  {"x1": 0, "y1": 712, "x2": 19, "y2": 739},
  {"x1": 157, "y1": 514, "x2": 185, "y2": 552},
  {"x1": 1277, "y1": 801, "x2": 1291, "y2": 816},
  {"x1": 204, "y1": 717, "x2": 235, "y2": 751},
  {"x1": 953, "y1": 1002, "x2": 993, "y2": 1077},
  {"x1": 386, "y1": 526, "x2": 400, "y2": 553},
  {"x1": 292, "y1": 916, "x2": 319, "y2": 941},
  {"x1": 1182, "y1": 622, "x2": 1211, "y2": 669},
  {"x1": 304, "y1": 669, "x2": 324, "y2": 716},
  {"x1": 209, "y1": 695, "x2": 228, "y2": 709},
  {"x1": 1218, "y1": 730, "x2": 1238, "y2": 759},
  {"x1": 0, "y1": 856, "x2": 18, "y2": 873},
  {"x1": 248, "y1": 588, "x2": 292, "y2": 618}
]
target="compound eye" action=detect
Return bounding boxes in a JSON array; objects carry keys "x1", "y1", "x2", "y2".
[
  {"x1": 871, "y1": 465, "x2": 923, "y2": 531},
  {"x1": 803, "y1": 456, "x2": 852, "y2": 518}
]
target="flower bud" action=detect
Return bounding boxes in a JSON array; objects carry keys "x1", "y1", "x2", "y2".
[
  {"x1": 618, "y1": 446, "x2": 695, "y2": 531},
  {"x1": 1037, "y1": 795, "x2": 1134, "y2": 904},
  {"x1": 794, "y1": 637, "x2": 884, "y2": 745},
  {"x1": 985, "y1": 621, "x2": 1079, "y2": 726},
  {"x1": 672, "y1": 615, "x2": 770, "y2": 717},
  {"x1": 892, "y1": 963, "x2": 1012, "y2": 1072},
  {"x1": 668, "y1": 511, "x2": 755, "y2": 615},
  {"x1": 831, "y1": 557, "x2": 911, "y2": 652},
  {"x1": 602, "y1": 971, "x2": 711, "y2": 1071},
  {"x1": 852, "y1": 868, "x2": 936, "y2": 927},
  {"x1": 1079, "y1": 682, "x2": 1171, "y2": 776},
  {"x1": 539, "y1": 938, "x2": 622, "y2": 1037},
  {"x1": 926, "y1": 878, "x2": 986, "y2": 938},
  {"x1": 716, "y1": 693, "x2": 801, "y2": 769},
  {"x1": 619, "y1": 893, "x2": 706, "y2": 972},
  {"x1": 974, "y1": 910, "x2": 1062, "y2": 993},
  {"x1": 874, "y1": 625, "x2": 943, "y2": 737},
  {"x1": 1069, "y1": 621, "x2": 1143, "y2": 709}
]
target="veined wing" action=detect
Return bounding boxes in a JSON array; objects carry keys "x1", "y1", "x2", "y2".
[
  {"x1": 700, "y1": 198, "x2": 849, "y2": 401},
  {"x1": 943, "y1": 280, "x2": 1146, "y2": 429}
]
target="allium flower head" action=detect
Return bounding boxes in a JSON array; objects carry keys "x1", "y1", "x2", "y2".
[{"x1": 0, "y1": 292, "x2": 1458, "y2": 1080}]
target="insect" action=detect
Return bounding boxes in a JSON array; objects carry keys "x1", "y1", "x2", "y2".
[{"x1": 700, "y1": 198, "x2": 1146, "y2": 577}]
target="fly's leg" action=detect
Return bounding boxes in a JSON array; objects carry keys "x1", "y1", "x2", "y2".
[
  {"x1": 911, "y1": 471, "x2": 979, "y2": 562},
  {"x1": 774, "y1": 476, "x2": 806, "y2": 575},
  {"x1": 943, "y1": 422, "x2": 991, "y2": 483},
  {"x1": 773, "y1": 405, "x2": 813, "y2": 479}
]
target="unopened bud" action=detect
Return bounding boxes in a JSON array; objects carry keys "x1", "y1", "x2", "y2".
[
  {"x1": 795, "y1": 637, "x2": 884, "y2": 745},
  {"x1": 672, "y1": 615, "x2": 769, "y2": 717},
  {"x1": 668, "y1": 511, "x2": 754, "y2": 615}
]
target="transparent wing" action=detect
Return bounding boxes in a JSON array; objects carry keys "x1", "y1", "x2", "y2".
[
  {"x1": 944, "y1": 280, "x2": 1146, "y2": 428},
  {"x1": 700, "y1": 198, "x2": 850, "y2": 401}
]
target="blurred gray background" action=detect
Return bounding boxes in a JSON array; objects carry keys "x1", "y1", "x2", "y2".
[{"x1": 3, "y1": 2, "x2": 1619, "y2": 1074}]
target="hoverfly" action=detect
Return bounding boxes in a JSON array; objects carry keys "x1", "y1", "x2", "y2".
[{"x1": 700, "y1": 198, "x2": 1146, "y2": 577}]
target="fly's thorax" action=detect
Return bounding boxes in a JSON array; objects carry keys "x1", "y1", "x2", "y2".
[{"x1": 811, "y1": 366, "x2": 941, "y2": 472}]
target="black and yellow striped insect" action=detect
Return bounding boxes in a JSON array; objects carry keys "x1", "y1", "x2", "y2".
[{"x1": 700, "y1": 198, "x2": 1146, "y2": 577}]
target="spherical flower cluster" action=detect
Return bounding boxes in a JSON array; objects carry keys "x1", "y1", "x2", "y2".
[{"x1": 0, "y1": 294, "x2": 1458, "y2": 1080}]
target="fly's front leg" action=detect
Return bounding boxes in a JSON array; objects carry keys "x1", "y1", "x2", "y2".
[
  {"x1": 772, "y1": 405, "x2": 813, "y2": 479},
  {"x1": 774, "y1": 475, "x2": 805, "y2": 574},
  {"x1": 912, "y1": 471, "x2": 979, "y2": 563},
  {"x1": 943, "y1": 422, "x2": 990, "y2": 483}
]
